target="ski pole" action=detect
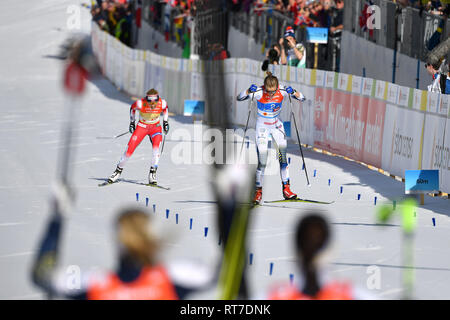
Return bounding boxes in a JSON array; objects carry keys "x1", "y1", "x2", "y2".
[
  {"x1": 239, "y1": 92, "x2": 255, "y2": 159},
  {"x1": 289, "y1": 95, "x2": 310, "y2": 186},
  {"x1": 96, "y1": 131, "x2": 129, "y2": 139}
]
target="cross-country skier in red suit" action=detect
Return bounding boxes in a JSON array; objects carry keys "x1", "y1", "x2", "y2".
[{"x1": 107, "y1": 88, "x2": 169, "y2": 185}]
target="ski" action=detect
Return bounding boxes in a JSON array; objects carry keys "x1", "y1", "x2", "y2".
[
  {"x1": 264, "y1": 198, "x2": 334, "y2": 205},
  {"x1": 98, "y1": 180, "x2": 170, "y2": 190},
  {"x1": 98, "y1": 180, "x2": 115, "y2": 187},
  {"x1": 241, "y1": 202, "x2": 318, "y2": 209},
  {"x1": 143, "y1": 183, "x2": 171, "y2": 190}
]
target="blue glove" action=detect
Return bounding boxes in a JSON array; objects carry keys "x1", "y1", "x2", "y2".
[
  {"x1": 248, "y1": 84, "x2": 258, "y2": 93},
  {"x1": 286, "y1": 86, "x2": 295, "y2": 94}
]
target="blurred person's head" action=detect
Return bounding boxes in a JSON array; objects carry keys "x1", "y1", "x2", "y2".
[
  {"x1": 335, "y1": 0, "x2": 344, "y2": 9},
  {"x1": 295, "y1": 212, "x2": 330, "y2": 270},
  {"x1": 295, "y1": 211, "x2": 331, "y2": 295},
  {"x1": 116, "y1": 208, "x2": 159, "y2": 266},
  {"x1": 263, "y1": 72, "x2": 279, "y2": 97}
]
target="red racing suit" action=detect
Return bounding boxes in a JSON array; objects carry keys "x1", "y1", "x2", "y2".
[
  {"x1": 268, "y1": 281, "x2": 354, "y2": 300},
  {"x1": 87, "y1": 265, "x2": 179, "y2": 300},
  {"x1": 118, "y1": 97, "x2": 169, "y2": 168}
]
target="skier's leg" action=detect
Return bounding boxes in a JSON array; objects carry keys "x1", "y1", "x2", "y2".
[
  {"x1": 272, "y1": 123, "x2": 297, "y2": 199},
  {"x1": 149, "y1": 130, "x2": 163, "y2": 168},
  {"x1": 271, "y1": 123, "x2": 289, "y2": 183},
  {"x1": 255, "y1": 126, "x2": 269, "y2": 188},
  {"x1": 117, "y1": 124, "x2": 148, "y2": 168},
  {"x1": 148, "y1": 125, "x2": 163, "y2": 184}
]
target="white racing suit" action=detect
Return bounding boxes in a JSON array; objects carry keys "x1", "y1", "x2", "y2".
[{"x1": 237, "y1": 85, "x2": 305, "y2": 188}]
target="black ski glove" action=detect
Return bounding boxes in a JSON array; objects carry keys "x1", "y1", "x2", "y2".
[{"x1": 163, "y1": 121, "x2": 169, "y2": 134}]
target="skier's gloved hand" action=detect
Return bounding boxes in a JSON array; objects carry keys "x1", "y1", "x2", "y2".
[
  {"x1": 129, "y1": 122, "x2": 135, "y2": 133},
  {"x1": 163, "y1": 121, "x2": 169, "y2": 134},
  {"x1": 248, "y1": 84, "x2": 258, "y2": 94},
  {"x1": 286, "y1": 86, "x2": 296, "y2": 94}
]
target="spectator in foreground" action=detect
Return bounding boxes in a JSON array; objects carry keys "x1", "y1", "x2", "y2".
[
  {"x1": 31, "y1": 205, "x2": 213, "y2": 299},
  {"x1": 279, "y1": 26, "x2": 306, "y2": 68},
  {"x1": 268, "y1": 211, "x2": 372, "y2": 300}
]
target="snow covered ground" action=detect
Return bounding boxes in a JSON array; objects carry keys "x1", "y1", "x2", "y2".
[{"x1": 1, "y1": 0, "x2": 450, "y2": 300}]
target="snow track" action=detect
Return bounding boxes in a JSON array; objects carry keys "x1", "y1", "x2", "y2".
[{"x1": 1, "y1": 0, "x2": 450, "y2": 299}]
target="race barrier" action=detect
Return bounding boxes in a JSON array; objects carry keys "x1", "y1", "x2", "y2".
[{"x1": 91, "y1": 22, "x2": 450, "y2": 194}]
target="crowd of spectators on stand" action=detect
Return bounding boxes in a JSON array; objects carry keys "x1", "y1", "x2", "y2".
[
  {"x1": 260, "y1": 1, "x2": 344, "y2": 71},
  {"x1": 91, "y1": 0, "x2": 134, "y2": 47},
  {"x1": 248, "y1": 0, "x2": 344, "y2": 29},
  {"x1": 395, "y1": 0, "x2": 450, "y2": 17}
]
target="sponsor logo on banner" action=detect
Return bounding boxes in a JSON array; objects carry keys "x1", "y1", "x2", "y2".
[
  {"x1": 422, "y1": 114, "x2": 448, "y2": 169},
  {"x1": 337, "y1": 73, "x2": 349, "y2": 91},
  {"x1": 431, "y1": 131, "x2": 449, "y2": 172},
  {"x1": 386, "y1": 83, "x2": 398, "y2": 104},
  {"x1": 438, "y1": 94, "x2": 449, "y2": 115},
  {"x1": 363, "y1": 99, "x2": 386, "y2": 167},
  {"x1": 352, "y1": 76, "x2": 362, "y2": 94},
  {"x1": 381, "y1": 104, "x2": 424, "y2": 177},
  {"x1": 324, "y1": 92, "x2": 365, "y2": 154},
  {"x1": 325, "y1": 72, "x2": 335, "y2": 88},
  {"x1": 397, "y1": 86, "x2": 409, "y2": 107},
  {"x1": 375, "y1": 80, "x2": 386, "y2": 100},
  {"x1": 443, "y1": 121, "x2": 450, "y2": 192},
  {"x1": 362, "y1": 78, "x2": 373, "y2": 96},
  {"x1": 413, "y1": 89, "x2": 422, "y2": 110},
  {"x1": 314, "y1": 88, "x2": 385, "y2": 167},
  {"x1": 427, "y1": 91, "x2": 440, "y2": 113},
  {"x1": 315, "y1": 70, "x2": 325, "y2": 87}
]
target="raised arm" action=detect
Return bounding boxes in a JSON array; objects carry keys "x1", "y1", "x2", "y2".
[
  {"x1": 280, "y1": 85, "x2": 306, "y2": 101},
  {"x1": 31, "y1": 188, "x2": 89, "y2": 299},
  {"x1": 237, "y1": 85, "x2": 262, "y2": 101}
]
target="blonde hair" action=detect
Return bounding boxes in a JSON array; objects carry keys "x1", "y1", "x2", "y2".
[
  {"x1": 264, "y1": 71, "x2": 278, "y2": 89},
  {"x1": 117, "y1": 209, "x2": 159, "y2": 266}
]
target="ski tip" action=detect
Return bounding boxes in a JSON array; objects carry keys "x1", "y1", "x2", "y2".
[{"x1": 307, "y1": 184, "x2": 311, "y2": 187}]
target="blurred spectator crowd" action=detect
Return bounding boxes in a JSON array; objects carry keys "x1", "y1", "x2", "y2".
[
  {"x1": 395, "y1": 0, "x2": 450, "y2": 17},
  {"x1": 251, "y1": 0, "x2": 345, "y2": 29},
  {"x1": 91, "y1": 0, "x2": 134, "y2": 47}
]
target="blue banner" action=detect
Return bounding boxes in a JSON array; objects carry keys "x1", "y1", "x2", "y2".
[
  {"x1": 184, "y1": 100, "x2": 205, "y2": 116},
  {"x1": 405, "y1": 170, "x2": 439, "y2": 194},
  {"x1": 306, "y1": 27, "x2": 329, "y2": 44}
]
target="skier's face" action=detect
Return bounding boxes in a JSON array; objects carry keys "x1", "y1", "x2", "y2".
[
  {"x1": 265, "y1": 86, "x2": 277, "y2": 98},
  {"x1": 146, "y1": 95, "x2": 158, "y2": 108}
]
